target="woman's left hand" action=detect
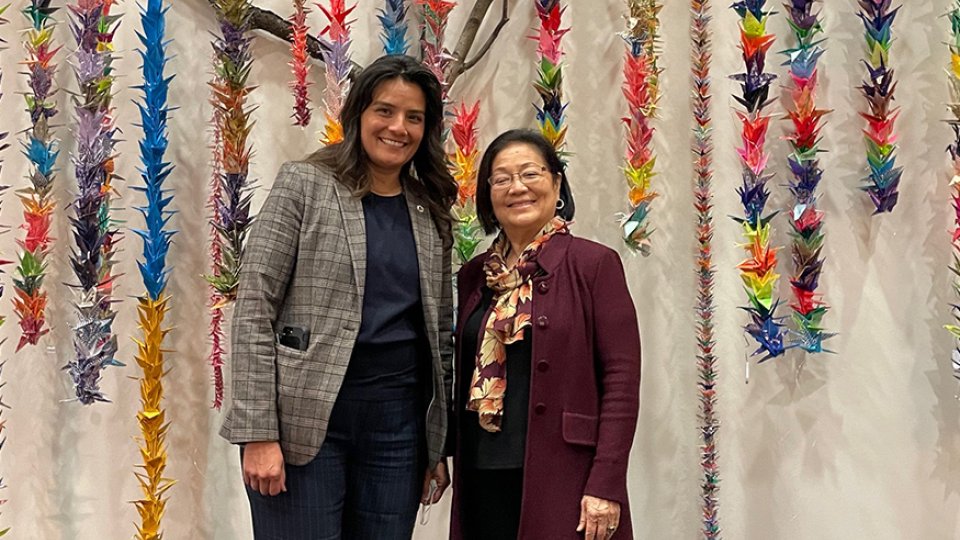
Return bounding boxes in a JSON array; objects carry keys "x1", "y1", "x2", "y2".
[
  {"x1": 421, "y1": 458, "x2": 450, "y2": 504},
  {"x1": 576, "y1": 495, "x2": 621, "y2": 539}
]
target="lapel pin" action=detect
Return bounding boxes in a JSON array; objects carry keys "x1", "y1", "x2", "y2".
[{"x1": 416, "y1": 205, "x2": 425, "y2": 213}]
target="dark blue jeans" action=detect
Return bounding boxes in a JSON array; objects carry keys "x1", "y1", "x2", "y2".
[{"x1": 245, "y1": 395, "x2": 424, "y2": 540}]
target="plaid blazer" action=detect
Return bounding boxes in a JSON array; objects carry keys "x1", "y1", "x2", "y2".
[{"x1": 220, "y1": 160, "x2": 454, "y2": 467}]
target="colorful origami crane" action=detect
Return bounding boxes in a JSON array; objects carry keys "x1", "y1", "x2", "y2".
[
  {"x1": 782, "y1": 0, "x2": 835, "y2": 354},
  {"x1": 691, "y1": 0, "x2": 719, "y2": 536},
  {"x1": 617, "y1": 0, "x2": 661, "y2": 255},
  {"x1": 944, "y1": 0, "x2": 960, "y2": 385},
  {"x1": 289, "y1": 0, "x2": 311, "y2": 126},
  {"x1": 417, "y1": 0, "x2": 456, "y2": 101},
  {"x1": 730, "y1": 0, "x2": 790, "y2": 362},
  {"x1": 16, "y1": 0, "x2": 60, "y2": 352},
  {"x1": 378, "y1": 0, "x2": 410, "y2": 55},
  {"x1": 318, "y1": 0, "x2": 355, "y2": 144},
  {"x1": 131, "y1": 0, "x2": 177, "y2": 535},
  {"x1": 206, "y1": 0, "x2": 257, "y2": 408},
  {"x1": 450, "y1": 101, "x2": 483, "y2": 264},
  {"x1": 66, "y1": 0, "x2": 123, "y2": 404},
  {"x1": 857, "y1": 0, "x2": 902, "y2": 214},
  {"x1": 532, "y1": 0, "x2": 569, "y2": 157}
]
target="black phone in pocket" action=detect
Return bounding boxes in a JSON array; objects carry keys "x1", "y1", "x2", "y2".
[{"x1": 276, "y1": 325, "x2": 310, "y2": 351}]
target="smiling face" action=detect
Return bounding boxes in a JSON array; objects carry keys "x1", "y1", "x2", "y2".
[
  {"x1": 360, "y1": 77, "x2": 426, "y2": 184},
  {"x1": 490, "y1": 142, "x2": 562, "y2": 247}
]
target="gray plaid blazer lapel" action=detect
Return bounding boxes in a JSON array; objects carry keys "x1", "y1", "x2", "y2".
[
  {"x1": 406, "y1": 193, "x2": 436, "y2": 317},
  {"x1": 334, "y1": 180, "x2": 366, "y2": 300}
]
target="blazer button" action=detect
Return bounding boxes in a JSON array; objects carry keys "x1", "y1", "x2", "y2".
[
  {"x1": 536, "y1": 315, "x2": 548, "y2": 328},
  {"x1": 537, "y1": 359, "x2": 549, "y2": 372},
  {"x1": 537, "y1": 281, "x2": 550, "y2": 294},
  {"x1": 534, "y1": 402, "x2": 547, "y2": 415}
]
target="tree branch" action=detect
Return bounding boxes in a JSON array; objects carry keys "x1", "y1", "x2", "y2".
[
  {"x1": 447, "y1": 0, "x2": 509, "y2": 88},
  {"x1": 461, "y1": 0, "x2": 509, "y2": 72},
  {"x1": 200, "y1": 0, "x2": 510, "y2": 86},
  {"x1": 205, "y1": 0, "x2": 363, "y2": 76}
]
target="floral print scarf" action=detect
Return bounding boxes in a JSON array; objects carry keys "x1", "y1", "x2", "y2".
[{"x1": 466, "y1": 217, "x2": 569, "y2": 432}]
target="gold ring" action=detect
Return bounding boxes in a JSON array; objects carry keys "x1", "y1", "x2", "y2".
[{"x1": 607, "y1": 526, "x2": 617, "y2": 531}]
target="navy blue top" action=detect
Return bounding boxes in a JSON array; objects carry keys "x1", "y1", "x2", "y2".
[
  {"x1": 339, "y1": 192, "x2": 427, "y2": 400},
  {"x1": 459, "y1": 288, "x2": 531, "y2": 469}
]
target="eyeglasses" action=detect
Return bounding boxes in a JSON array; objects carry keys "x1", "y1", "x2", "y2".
[{"x1": 488, "y1": 166, "x2": 549, "y2": 190}]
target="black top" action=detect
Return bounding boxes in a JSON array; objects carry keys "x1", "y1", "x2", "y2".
[
  {"x1": 339, "y1": 192, "x2": 426, "y2": 400},
  {"x1": 460, "y1": 288, "x2": 531, "y2": 469},
  {"x1": 355, "y1": 192, "x2": 423, "y2": 344}
]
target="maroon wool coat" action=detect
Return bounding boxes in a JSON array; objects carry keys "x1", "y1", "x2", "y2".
[{"x1": 449, "y1": 233, "x2": 641, "y2": 540}]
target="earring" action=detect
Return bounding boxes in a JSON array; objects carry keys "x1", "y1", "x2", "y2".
[{"x1": 556, "y1": 198, "x2": 565, "y2": 211}]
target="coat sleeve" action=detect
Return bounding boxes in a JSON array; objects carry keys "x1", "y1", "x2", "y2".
[
  {"x1": 224, "y1": 161, "x2": 306, "y2": 444},
  {"x1": 583, "y1": 248, "x2": 642, "y2": 507},
  {"x1": 439, "y1": 233, "x2": 455, "y2": 456}
]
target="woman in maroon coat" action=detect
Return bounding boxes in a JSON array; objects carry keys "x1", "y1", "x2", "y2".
[{"x1": 450, "y1": 129, "x2": 641, "y2": 540}]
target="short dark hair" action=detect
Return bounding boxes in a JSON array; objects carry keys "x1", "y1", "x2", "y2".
[
  {"x1": 475, "y1": 129, "x2": 575, "y2": 234},
  {"x1": 308, "y1": 54, "x2": 456, "y2": 243}
]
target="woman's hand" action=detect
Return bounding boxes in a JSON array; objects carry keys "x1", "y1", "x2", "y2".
[
  {"x1": 243, "y1": 441, "x2": 287, "y2": 496},
  {"x1": 421, "y1": 459, "x2": 450, "y2": 504},
  {"x1": 576, "y1": 495, "x2": 621, "y2": 539}
]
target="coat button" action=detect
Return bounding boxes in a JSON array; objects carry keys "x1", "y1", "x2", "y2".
[
  {"x1": 537, "y1": 281, "x2": 550, "y2": 294},
  {"x1": 537, "y1": 315, "x2": 549, "y2": 328},
  {"x1": 534, "y1": 402, "x2": 547, "y2": 415},
  {"x1": 537, "y1": 359, "x2": 549, "y2": 372}
]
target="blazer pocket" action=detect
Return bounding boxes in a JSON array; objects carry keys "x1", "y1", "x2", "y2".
[
  {"x1": 562, "y1": 411, "x2": 599, "y2": 447},
  {"x1": 275, "y1": 347, "x2": 309, "y2": 393}
]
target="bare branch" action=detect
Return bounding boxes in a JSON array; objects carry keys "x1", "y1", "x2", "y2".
[
  {"x1": 248, "y1": 5, "x2": 331, "y2": 61},
  {"x1": 447, "y1": 0, "x2": 509, "y2": 88},
  {"x1": 204, "y1": 0, "x2": 362, "y2": 76},
  {"x1": 462, "y1": 0, "x2": 509, "y2": 72}
]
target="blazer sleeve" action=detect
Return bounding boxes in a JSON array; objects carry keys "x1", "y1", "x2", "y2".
[
  {"x1": 583, "y1": 248, "x2": 642, "y2": 507},
  {"x1": 225, "y1": 162, "x2": 306, "y2": 443}
]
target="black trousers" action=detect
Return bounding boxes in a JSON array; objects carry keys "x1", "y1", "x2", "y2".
[{"x1": 460, "y1": 467, "x2": 524, "y2": 540}]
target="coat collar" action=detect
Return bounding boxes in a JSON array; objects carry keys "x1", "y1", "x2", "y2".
[
  {"x1": 476, "y1": 227, "x2": 572, "y2": 278},
  {"x1": 458, "y1": 230, "x2": 571, "y2": 324}
]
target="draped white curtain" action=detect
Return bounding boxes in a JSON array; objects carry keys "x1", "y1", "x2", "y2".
[{"x1": 0, "y1": 0, "x2": 957, "y2": 538}]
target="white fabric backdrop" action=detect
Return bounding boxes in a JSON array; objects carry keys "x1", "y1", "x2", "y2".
[{"x1": 0, "y1": 0, "x2": 957, "y2": 538}]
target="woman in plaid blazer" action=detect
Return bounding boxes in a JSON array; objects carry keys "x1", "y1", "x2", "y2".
[{"x1": 220, "y1": 55, "x2": 456, "y2": 539}]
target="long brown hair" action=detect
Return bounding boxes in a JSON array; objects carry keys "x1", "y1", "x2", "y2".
[{"x1": 307, "y1": 55, "x2": 456, "y2": 245}]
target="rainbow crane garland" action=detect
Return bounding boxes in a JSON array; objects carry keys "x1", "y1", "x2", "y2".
[
  {"x1": 782, "y1": 0, "x2": 833, "y2": 354},
  {"x1": 730, "y1": 0, "x2": 789, "y2": 362},
  {"x1": 131, "y1": 0, "x2": 176, "y2": 535},
  {"x1": 378, "y1": 0, "x2": 410, "y2": 55},
  {"x1": 317, "y1": 0, "x2": 354, "y2": 145},
  {"x1": 533, "y1": 0, "x2": 568, "y2": 156},
  {"x1": 16, "y1": 0, "x2": 60, "y2": 351},
  {"x1": 417, "y1": 0, "x2": 456, "y2": 101},
  {"x1": 857, "y1": 0, "x2": 901, "y2": 214},
  {"x1": 944, "y1": 0, "x2": 960, "y2": 384},
  {"x1": 450, "y1": 101, "x2": 482, "y2": 264},
  {"x1": 207, "y1": 105, "x2": 226, "y2": 409},
  {"x1": 0, "y1": 360, "x2": 7, "y2": 538},
  {"x1": 0, "y1": 7, "x2": 10, "y2": 536},
  {"x1": 206, "y1": 0, "x2": 256, "y2": 408},
  {"x1": 289, "y1": 0, "x2": 311, "y2": 126},
  {"x1": 66, "y1": 0, "x2": 123, "y2": 404},
  {"x1": 692, "y1": 0, "x2": 719, "y2": 535},
  {"x1": 618, "y1": 0, "x2": 661, "y2": 255}
]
